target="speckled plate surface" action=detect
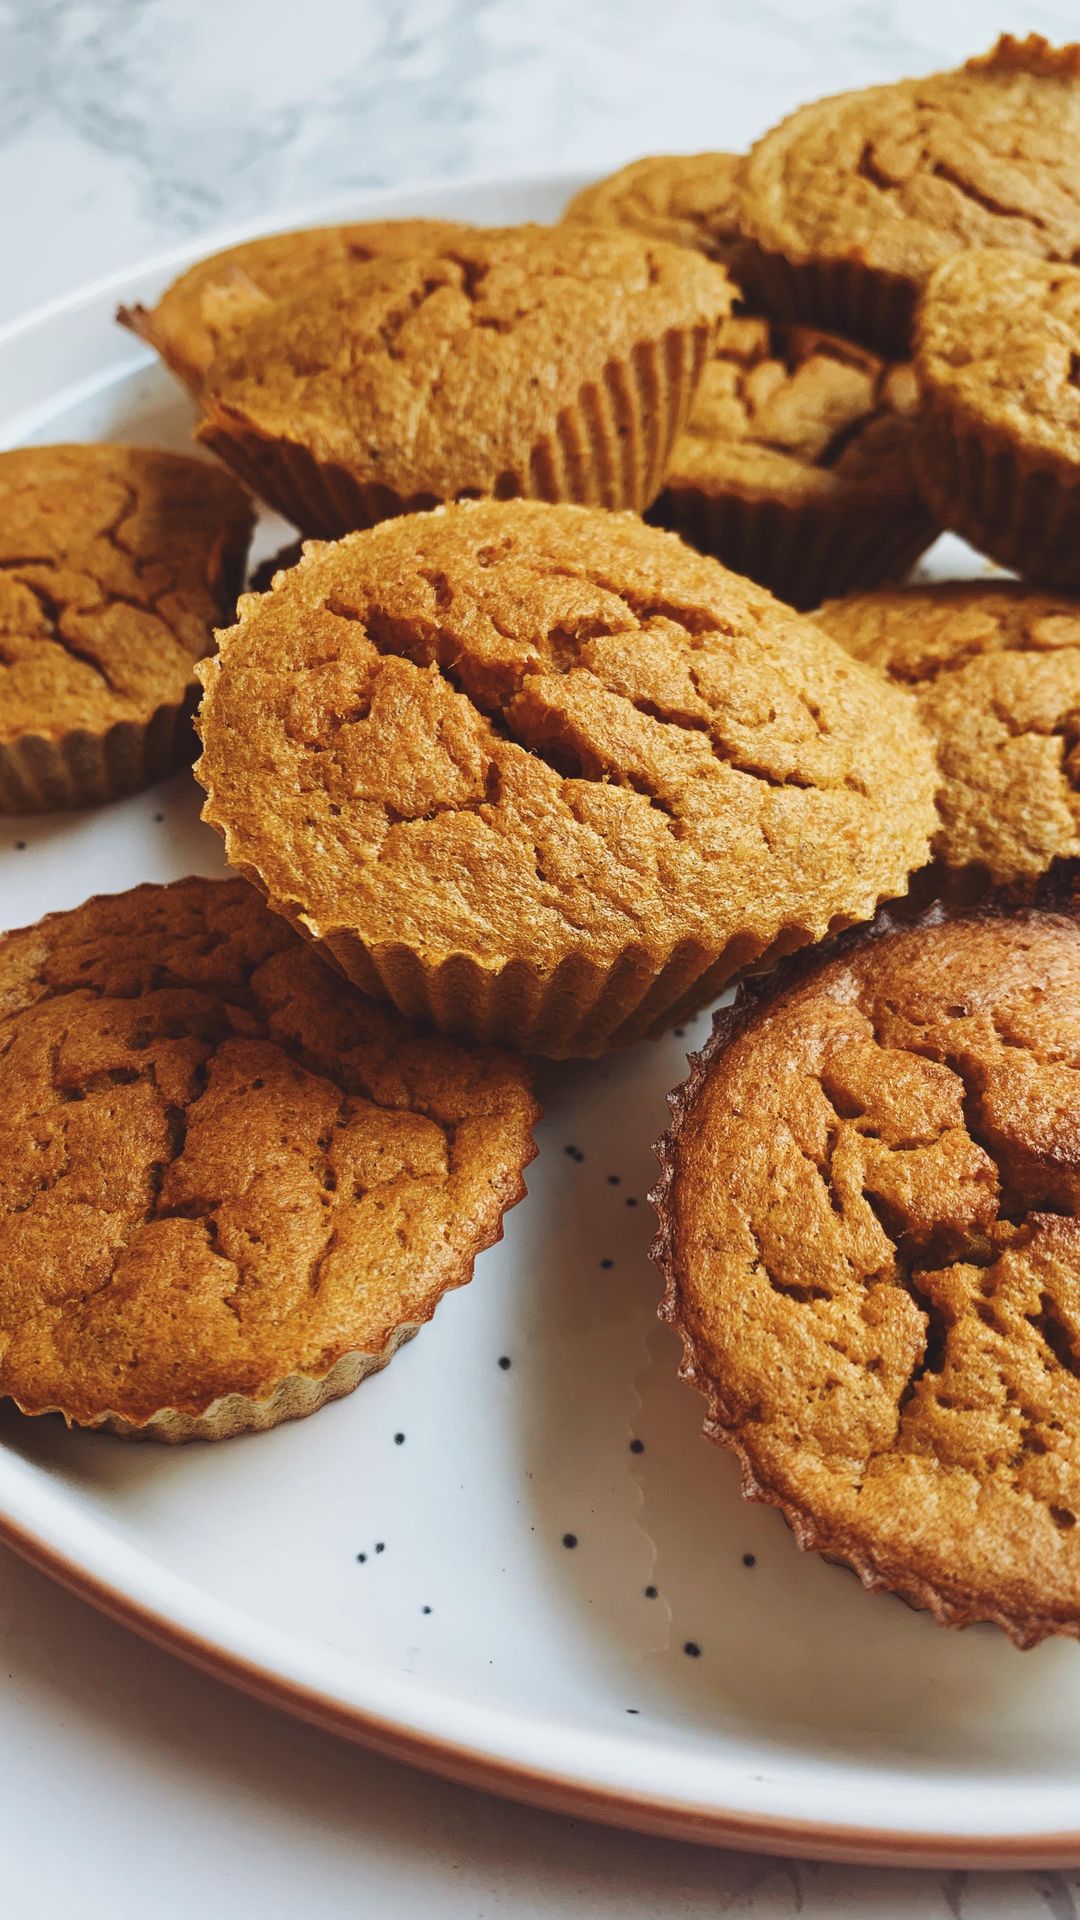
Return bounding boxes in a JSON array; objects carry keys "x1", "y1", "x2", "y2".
[{"x1": 1, "y1": 178, "x2": 1076, "y2": 1871}]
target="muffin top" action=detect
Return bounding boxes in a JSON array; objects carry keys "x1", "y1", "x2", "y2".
[
  {"x1": 0, "y1": 877, "x2": 536, "y2": 1427},
  {"x1": 816, "y1": 584, "x2": 1080, "y2": 886},
  {"x1": 655, "y1": 895, "x2": 1080, "y2": 1646},
  {"x1": 196, "y1": 225, "x2": 733, "y2": 505},
  {"x1": 562, "y1": 153, "x2": 744, "y2": 263},
  {"x1": 915, "y1": 249, "x2": 1080, "y2": 471},
  {"x1": 738, "y1": 37, "x2": 1080, "y2": 310},
  {"x1": 0, "y1": 444, "x2": 253, "y2": 745},
  {"x1": 119, "y1": 218, "x2": 468, "y2": 393},
  {"x1": 196, "y1": 499, "x2": 937, "y2": 983},
  {"x1": 661, "y1": 315, "x2": 921, "y2": 506}
]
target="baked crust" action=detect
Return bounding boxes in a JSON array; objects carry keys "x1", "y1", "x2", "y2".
[
  {"x1": 192, "y1": 225, "x2": 732, "y2": 531},
  {"x1": 562, "y1": 153, "x2": 744, "y2": 264},
  {"x1": 118, "y1": 218, "x2": 470, "y2": 395},
  {"x1": 912, "y1": 251, "x2": 1080, "y2": 586},
  {"x1": 195, "y1": 499, "x2": 937, "y2": 1054},
  {"x1": 0, "y1": 877, "x2": 537, "y2": 1437},
  {"x1": 736, "y1": 35, "x2": 1080, "y2": 354},
  {"x1": 660, "y1": 318, "x2": 919, "y2": 506},
  {"x1": 916, "y1": 250, "x2": 1080, "y2": 473},
  {"x1": 817, "y1": 583, "x2": 1080, "y2": 887},
  {"x1": 0, "y1": 445, "x2": 254, "y2": 811},
  {"x1": 0, "y1": 445, "x2": 252, "y2": 739},
  {"x1": 654, "y1": 881, "x2": 1080, "y2": 1645}
]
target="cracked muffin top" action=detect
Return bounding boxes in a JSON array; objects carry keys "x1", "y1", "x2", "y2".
[
  {"x1": 0, "y1": 877, "x2": 536, "y2": 1429},
  {"x1": 562, "y1": 153, "x2": 744, "y2": 264},
  {"x1": 0, "y1": 444, "x2": 254, "y2": 744},
  {"x1": 737, "y1": 35, "x2": 1080, "y2": 348},
  {"x1": 654, "y1": 892, "x2": 1080, "y2": 1646},
  {"x1": 118, "y1": 217, "x2": 470, "y2": 394},
  {"x1": 915, "y1": 249, "x2": 1080, "y2": 471},
  {"x1": 816, "y1": 584, "x2": 1080, "y2": 887},
  {"x1": 661, "y1": 316, "x2": 921, "y2": 504},
  {"x1": 194, "y1": 225, "x2": 733, "y2": 509},
  {"x1": 196, "y1": 499, "x2": 937, "y2": 982}
]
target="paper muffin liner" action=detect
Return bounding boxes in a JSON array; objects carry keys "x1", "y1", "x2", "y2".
[
  {"x1": 649, "y1": 483, "x2": 937, "y2": 612},
  {"x1": 0, "y1": 693, "x2": 201, "y2": 814},
  {"x1": 649, "y1": 924, "x2": 1075, "y2": 1651},
  {"x1": 28, "y1": 1326, "x2": 421, "y2": 1445},
  {"x1": 735, "y1": 243, "x2": 918, "y2": 361},
  {"x1": 914, "y1": 394, "x2": 1080, "y2": 591},
  {"x1": 196, "y1": 322, "x2": 715, "y2": 537},
  {"x1": 199, "y1": 829, "x2": 897, "y2": 1058}
]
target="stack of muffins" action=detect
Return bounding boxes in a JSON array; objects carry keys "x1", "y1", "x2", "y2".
[{"x1": 4, "y1": 31, "x2": 1080, "y2": 1650}]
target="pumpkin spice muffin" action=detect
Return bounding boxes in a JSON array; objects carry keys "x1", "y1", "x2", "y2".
[
  {"x1": 118, "y1": 217, "x2": 469, "y2": 397},
  {"x1": 816, "y1": 584, "x2": 1080, "y2": 888},
  {"x1": 736, "y1": 35, "x2": 1080, "y2": 357},
  {"x1": 0, "y1": 877, "x2": 536, "y2": 1441},
  {"x1": 648, "y1": 316, "x2": 936, "y2": 609},
  {"x1": 0, "y1": 445, "x2": 253, "y2": 814},
  {"x1": 914, "y1": 250, "x2": 1080, "y2": 590},
  {"x1": 653, "y1": 890, "x2": 1080, "y2": 1646},
  {"x1": 195, "y1": 499, "x2": 938, "y2": 1058},
  {"x1": 193, "y1": 224, "x2": 734, "y2": 536},
  {"x1": 562, "y1": 152, "x2": 744, "y2": 265}
]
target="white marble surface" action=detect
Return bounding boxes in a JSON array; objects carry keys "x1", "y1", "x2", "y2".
[{"x1": 3, "y1": 1, "x2": 1080, "y2": 1914}]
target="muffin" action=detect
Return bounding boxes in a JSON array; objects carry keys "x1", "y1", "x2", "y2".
[
  {"x1": 736, "y1": 35, "x2": 1080, "y2": 357},
  {"x1": 0, "y1": 444, "x2": 253, "y2": 814},
  {"x1": 118, "y1": 218, "x2": 469, "y2": 397},
  {"x1": 0, "y1": 877, "x2": 537, "y2": 1441},
  {"x1": 562, "y1": 153, "x2": 744, "y2": 265},
  {"x1": 653, "y1": 889, "x2": 1080, "y2": 1646},
  {"x1": 193, "y1": 224, "x2": 733, "y2": 536},
  {"x1": 195, "y1": 499, "x2": 938, "y2": 1059},
  {"x1": 648, "y1": 317, "x2": 936, "y2": 610},
  {"x1": 913, "y1": 250, "x2": 1080, "y2": 590},
  {"x1": 816, "y1": 584, "x2": 1080, "y2": 888}
]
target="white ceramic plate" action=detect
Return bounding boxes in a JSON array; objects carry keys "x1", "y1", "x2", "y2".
[{"x1": 0, "y1": 176, "x2": 1071, "y2": 1871}]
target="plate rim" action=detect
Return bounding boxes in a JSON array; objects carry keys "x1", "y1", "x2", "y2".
[
  {"x1": 4, "y1": 1496, "x2": 1080, "y2": 1870},
  {"x1": 2, "y1": 170, "x2": 1079, "y2": 1870}
]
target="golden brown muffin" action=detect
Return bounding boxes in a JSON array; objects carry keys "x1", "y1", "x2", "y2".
[
  {"x1": 654, "y1": 890, "x2": 1080, "y2": 1646},
  {"x1": 193, "y1": 224, "x2": 733, "y2": 536},
  {"x1": 562, "y1": 153, "x2": 744, "y2": 264},
  {"x1": 0, "y1": 445, "x2": 253, "y2": 813},
  {"x1": 914, "y1": 249, "x2": 1080, "y2": 589},
  {"x1": 816, "y1": 584, "x2": 1080, "y2": 888},
  {"x1": 118, "y1": 218, "x2": 469, "y2": 397},
  {"x1": 649, "y1": 317, "x2": 936, "y2": 609},
  {"x1": 0, "y1": 877, "x2": 537, "y2": 1441},
  {"x1": 736, "y1": 36, "x2": 1080, "y2": 356},
  {"x1": 195, "y1": 499, "x2": 938, "y2": 1058}
]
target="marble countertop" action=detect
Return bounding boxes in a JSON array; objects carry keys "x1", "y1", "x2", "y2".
[
  {"x1": 5, "y1": 0, "x2": 1080, "y2": 324},
  {"x1": 4, "y1": 1, "x2": 1080, "y2": 1914}
]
